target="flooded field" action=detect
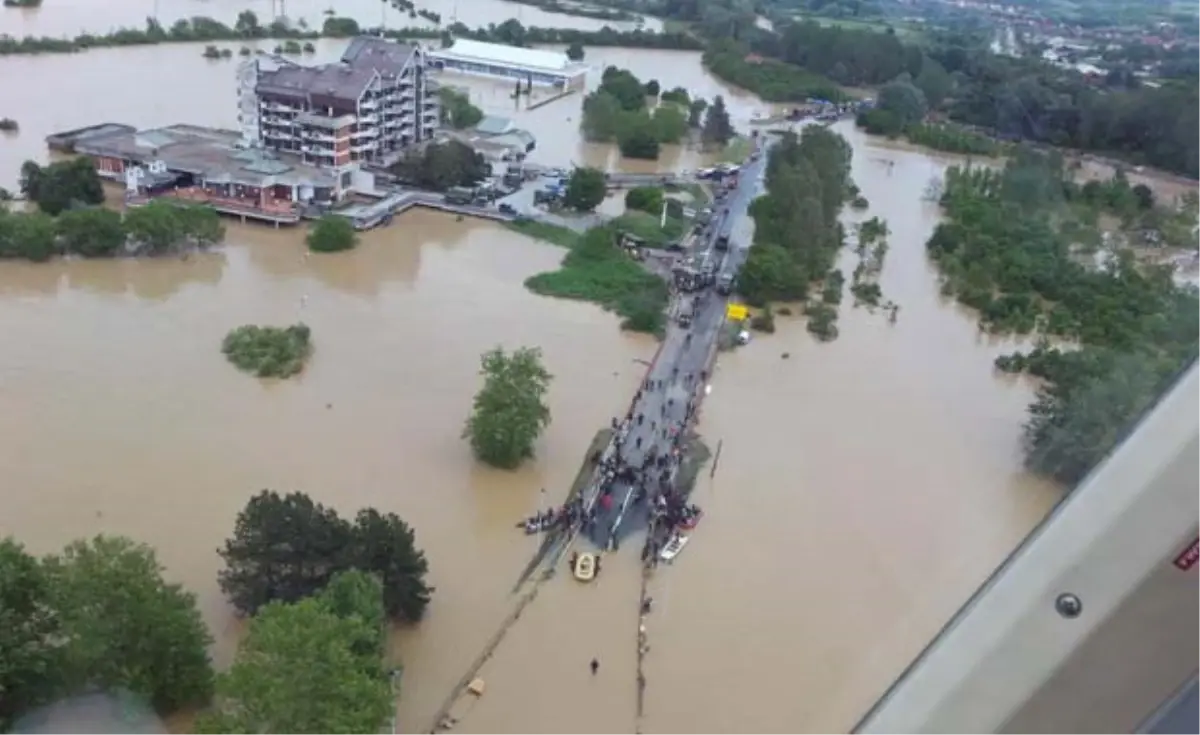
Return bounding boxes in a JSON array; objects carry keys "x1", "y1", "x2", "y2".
[{"x1": 0, "y1": 33, "x2": 1066, "y2": 733}]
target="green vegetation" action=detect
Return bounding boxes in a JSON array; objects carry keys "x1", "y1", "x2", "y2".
[
  {"x1": 438, "y1": 86, "x2": 484, "y2": 129},
  {"x1": 3, "y1": 162, "x2": 224, "y2": 261},
  {"x1": 307, "y1": 214, "x2": 358, "y2": 253},
  {"x1": 719, "y1": 134, "x2": 753, "y2": 163},
  {"x1": 524, "y1": 225, "x2": 670, "y2": 334},
  {"x1": 566, "y1": 41, "x2": 585, "y2": 60},
  {"x1": 219, "y1": 489, "x2": 432, "y2": 621},
  {"x1": 222, "y1": 324, "x2": 313, "y2": 379},
  {"x1": 20, "y1": 158, "x2": 104, "y2": 216},
  {"x1": 611, "y1": 210, "x2": 687, "y2": 246},
  {"x1": 390, "y1": 139, "x2": 489, "y2": 191},
  {"x1": 0, "y1": 117, "x2": 19, "y2": 132},
  {"x1": 625, "y1": 186, "x2": 666, "y2": 215},
  {"x1": 581, "y1": 67, "x2": 690, "y2": 160},
  {"x1": 849, "y1": 217, "x2": 899, "y2": 318},
  {"x1": 703, "y1": 39, "x2": 844, "y2": 103},
  {"x1": 494, "y1": 0, "x2": 638, "y2": 22},
  {"x1": 928, "y1": 150, "x2": 1198, "y2": 485},
  {"x1": 462, "y1": 346, "x2": 553, "y2": 469},
  {"x1": 701, "y1": 95, "x2": 736, "y2": 149},
  {"x1": 564, "y1": 166, "x2": 608, "y2": 212},
  {"x1": 197, "y1": 570, "x2": 393, "y2": 734},
  {"x1": 738, "y1": 127, "x2": 853, "y2": 341},
  {"x1": 0, "y1": 535, "x2": 214, "y2": 731},
  {"x1": 0, "y1": 16, "x2": 703, "y2": 56},
  {"x1": 2, "y1": 0, "x2": 42, "y2": 7},
  {"x1": 504, "y1": 219, "x2": 581, "y2": 248},
  {"x1": 750, "y1": 308, "x2": 776, "y2": 333},
  {"x1": 201, "y1": 44, "x2": 233, "y2": 58}
]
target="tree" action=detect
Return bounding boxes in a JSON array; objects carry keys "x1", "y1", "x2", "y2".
[
  {"x1": 351, "y1": 509, "x2": 432, "y2": 623},
  {"x1": 19, "y1": 158, "x2": 104, "y2": 216},
  {"x1": 687, "y1": 97, "x2": 707, "y2": 128},
  {"x1": 643, "y1": 79, "x2": 661, "y2": 97},
  {"x1": 625, "y1": 186, "x2": 664, "y2": 215},
  {"x1": 913, "y1": 56, "x2": 952, "y2": 108},
  {"x1": 218, "y1": 491, "x2": 433, "y2": 621},
  {"x1": 877, "y1": 76, "x2": 928, "y2": 127},
  {"x1": 438, "y1": 87, "x2": 483, "y2": 129},
  {"x1": 219, "y1": 491, "x2": 355, "y2": 615},
  {"x1": 566, "y1": 41, "x2": 584, "y2": 61},
  {"x1": 652, "y1": 104, "x2": 688, "y2": 143},
  {"x1": 196, "y1": 574, "x2": 392, "y2": 735},
  {"x1": 56, "y1": 207, "x2": 126, "y2": 257},
  {"x1": 222, "y1": 323, "x2": 313, "y2": 379},
  {"x1": 4, "y1": 210, "x2": 57, "y2": 261},
  {"x1": 43, "y1": 536, "x2": 214, "y2": 713},
  {"x1": 661, "y1": 86, "x2": 690, "y2": 105},
  {"x1": 701, "y1": 95, "x2": 734, "y2": 147},
  {"x1": 0, "y1": 539, "x2": 62, "y2": 731},
  {"x1": 619, "y1": 118, "x2": 661, "y2": 159},
  {"x1": 462, "y1": 346, "x2": 553, "y2": 469},
  {"x1": 234, "y1": 9, "x2": 262, "y2": 36},
  {"x1": 307, "y1": 214, "x2": 358, "y2": 253},
  {"x1": 391, "y1": 139, "x2": 488, "y2": 191},
  {"x1": 563, "y1": 167, "x2": 607, "y2": 212}
]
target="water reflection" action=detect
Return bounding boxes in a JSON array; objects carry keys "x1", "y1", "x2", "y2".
[{"x1": 0, "y1": 251, "x2": 227, "y2": 300}]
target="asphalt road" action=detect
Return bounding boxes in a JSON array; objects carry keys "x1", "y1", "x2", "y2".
[{"x1": 581, "y1": 135, "x2": 774, "y2": 549}]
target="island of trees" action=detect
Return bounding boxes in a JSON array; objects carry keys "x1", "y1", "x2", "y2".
[
  {"x1": 737, "y1": 126, "x2": 853, "y2": 342},
  {"x1": 928, "y1": 148, "x2": 1198, "y2": 485},
  {"x1": 581, "y1": 67, "x2": 689, "y2": 160},
  {"x1": 438, "y1": 86, "x2": 484, "y2": 130},
  {"x1": 3, "y1": 488, "x2": 432, "y2": 733},
  {"x1": 463, "y1": 346, "x2": 554, "y2": 469},
  {"x1": 307, "y1": 213, "x2": 359, "y2": 252},
  {"x1": 1, "y1": 159, "x2": 225, "y2": 261},
  {"x1": 222, "y1": 323, "x2": 313, "y2": 379}
]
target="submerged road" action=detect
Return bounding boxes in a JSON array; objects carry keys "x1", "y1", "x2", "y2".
[{"x1": 582, "y1": 136, "x2": 773, "y2": 550}]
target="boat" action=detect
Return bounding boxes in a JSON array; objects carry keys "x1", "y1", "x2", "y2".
[
  {"x1": 678, "y1": 508, "x2": 704, "y2": 530},
  {"x1": 659, "y1": 534, "x2": 690, "y2": 562},
  {"x1": 573, "y1": 552, "x2": 597, "y2": 582}
]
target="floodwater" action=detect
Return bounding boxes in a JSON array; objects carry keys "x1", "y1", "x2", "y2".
[
  {"x1": 1, "y1": 0, "x2": 659, "y2": 39},
  {"x1": 0, "y1": 35, "x2": 1064, "y2": 734}
]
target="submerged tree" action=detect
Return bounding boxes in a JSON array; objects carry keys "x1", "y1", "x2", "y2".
[
  {"x1": 563, "y1": 167, "x2": 607, "y2": 212},
  {"x1": 197, "y1": 570, "x2": 392, "y2": 734},
  {"x1": 462, "y1": 346, "x2": 553, "y2": 469},
  {"x1": 218, "y1": 490, "x2": 432, "y2": 622},
  {"x1": 0, "y1": 539, "x2": 62, "y2": 731}
]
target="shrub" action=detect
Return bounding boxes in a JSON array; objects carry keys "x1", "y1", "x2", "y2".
[
  {"x1": 222, "y1": 324, "x2": 313, "y2": 379},
  {"x1": 306, "y1": 214, "x2": 357, "y2": 252}
]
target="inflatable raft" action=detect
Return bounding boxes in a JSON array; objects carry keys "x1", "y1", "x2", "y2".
[
  {"x1": 573, "y1": 552, "x2": 597, "y2": 582},
  {"x1": 659, "y1": 534, "x2": 689, "y2": 562}
]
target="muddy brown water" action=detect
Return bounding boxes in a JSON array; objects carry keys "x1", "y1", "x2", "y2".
[{"x1": 0, "y1": 35, "x2": 1063, "y2": 733}]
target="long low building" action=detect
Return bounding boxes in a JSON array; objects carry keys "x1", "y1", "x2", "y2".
[{"x1": 427, "y1": 38, "x2": 587, "y2": 89}]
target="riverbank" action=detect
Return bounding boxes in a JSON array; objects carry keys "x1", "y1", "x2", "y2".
[{"x1": 0, "y1": 15, "x2": 703, "y2": 56}]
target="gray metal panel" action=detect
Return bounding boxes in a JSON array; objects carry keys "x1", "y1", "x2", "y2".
[{"x1": 1140, "y1": 676, "x2": 1199, "y2": 734}]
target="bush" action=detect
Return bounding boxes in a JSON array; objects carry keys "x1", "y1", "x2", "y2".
[
  {"x1": 306, "y1": 214, "x2": 357, "y2": 252},
  {"x1": 624, "y1": 186, "x2": 664, "y2": 215},
  {"x1": 222, "y1": 324, "x2": 313, "y2": 378},
  {"x1": 750, "y1": 309, "x2": 775, "y2": 333}
]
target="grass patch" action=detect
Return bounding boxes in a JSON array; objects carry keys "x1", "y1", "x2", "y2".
[
  {"x1": 523, "y1": 226, "x2": 669, "y2": 335},
  {"x1": 504, "y1": 219, "x2": 581, "y2": 248},
  {"x1": 222, "y1": 323, "x2": 312, "y2": 379},
  {"x1": 665, "y1": 181, "x2": 712, "y2": 208},
  {"x1": 610, "y1": 211, "x2": 687, "y2": 246},
  {"x1": 718, "y1": 135, "x2": 754, "y2": 164}
]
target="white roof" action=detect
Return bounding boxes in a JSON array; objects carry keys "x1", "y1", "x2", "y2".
[{"x1": 433, "y1": 39, "x2": 575, "y2": 73}]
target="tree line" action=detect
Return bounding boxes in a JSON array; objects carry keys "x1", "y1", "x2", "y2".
[
  {"x1": 581, "y1": 67, "x2": 690, "y2": 159},
  {"x1": 737, "y1": 126, "x2": 853, "y2": 342},
  {"x1": 928, "y1": 149, "x2": 1198, "y2": 486},
  {"x1": 0, "y1": 490, "x2": 433, "y2": 732},
  {"x1": 0, "y1": 160, "x2": 224, "y2": 261},
  {"x1": 0, "y1": 14, "x2": 703, "y2": 56}
]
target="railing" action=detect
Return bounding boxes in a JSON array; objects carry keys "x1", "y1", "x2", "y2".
[{"x1": 169, "y1": 187, "x2": 300, "y2": 217}]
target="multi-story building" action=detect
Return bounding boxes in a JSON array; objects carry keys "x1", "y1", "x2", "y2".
[{"x1": 238, "y1": 36, "x2": 439, "y2": 174}]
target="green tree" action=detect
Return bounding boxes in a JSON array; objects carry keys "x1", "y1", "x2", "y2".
[
  {"x1": 701, "y1": 95, "x2": 734, "y2": 147},
  {"x1": 196, "y1": 576, "x2": 392, "y2": 734},
  {"x1": 218, "y1": 491, "x2": 433, "y2": 621},
  {"x1": 234, "y1": 9, "x2": 261, "y2": 36},
  {"x1": 619, "y1": 116, "x2": 661, "y2": 159},
  {"x1": 687, "y1": 98, "x2": 708, "y2": 128},
  {"x1": 0, "y1": 539, "x2": 62, "y2": 731},
  {"x1": 438, "y1": 87, "x2": 484, "y2": 129},
  {"x1": 652, "y1": 103, "x2": 688, "y2": 143},
  {"x1": 5, "y1": 210, "x2": 57, "y2": 261},
  {"x1": 914, "y1": 56, "x2": 952, "y2": 108},
  {"x1": 738, "y1": 242, "x2": 806, "y2": 305},
  {"x1": 307, "y1": 214, "x2": 358, "y2": 253},
  {"x1": 56, "y1": 207, "x2": 126, "y2": 258},
  {"x1": 643, "y1": 79, "x2": 661, "y2": 97},
  {"x1": 877, "y1": 76, "x2": 929, "y2": 127},
  {"x1": 222, "y1": 323, "x2": 313, "y2": 379},
  {"x1": 462, "y1": 346, "x2": 553, "y2": 469},
  {"x1": 391, "y1": 139, "x2": 488, "y2": 191},
  {"x1": 123, "y1": 201, "x2": 184, "y2": 254},
  {"x1": 661, "y1": 86, "x2": 690, "y2": 105},
  {"x1": 19, "y1": 158, "x2": 104, "y2": 216},
  {"x1": 625, "y1": 186, "x2": 664, "y2": 215},
  {"x1": 566, "y1": 41, "x2": 584, "y2": 61},
  {"x1": 43, "y1": 536, "x2": 214, "y2": 713},
  {"x1": 563, "y1": 167, "x2": 607, "y2": 212},
  {"x1": 350, "y1": 509, "x2": 432, "y2": 623}
]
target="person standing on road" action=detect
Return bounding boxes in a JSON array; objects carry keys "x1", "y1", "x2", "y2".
[{"x1": 590, "y1": 658, "x2": 600, "y2": 675}]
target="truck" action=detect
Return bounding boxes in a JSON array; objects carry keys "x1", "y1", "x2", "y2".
[
  {"x1": 677, "y1": 299, "x2": 694, "y2": 327},
  {"x1": 716, "y1": 273, "x2": 735, "y2": 296},
  {"x1": 444, "y1": 186, "x2": 475, "y2": 205},
  {"x1": 715, "y1": 215, "x2": 734, "y2": 251}
]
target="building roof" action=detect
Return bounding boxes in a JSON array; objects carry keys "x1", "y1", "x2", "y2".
[
  {"x1": 474, "y1": 115, "x2": 515, "y2": 136},
  {"x1": 75, "y1": 125, "x2": 338, "y2": 189},
  {"x1": 433, "y1": 38, "x2": 578, "y2": 74},
  {"x1": 258, "y1": 63, "x2": 376, "y2": 104},
  {"x1": 342, "y1": 36, "x2": 417, "y2": 76}
]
